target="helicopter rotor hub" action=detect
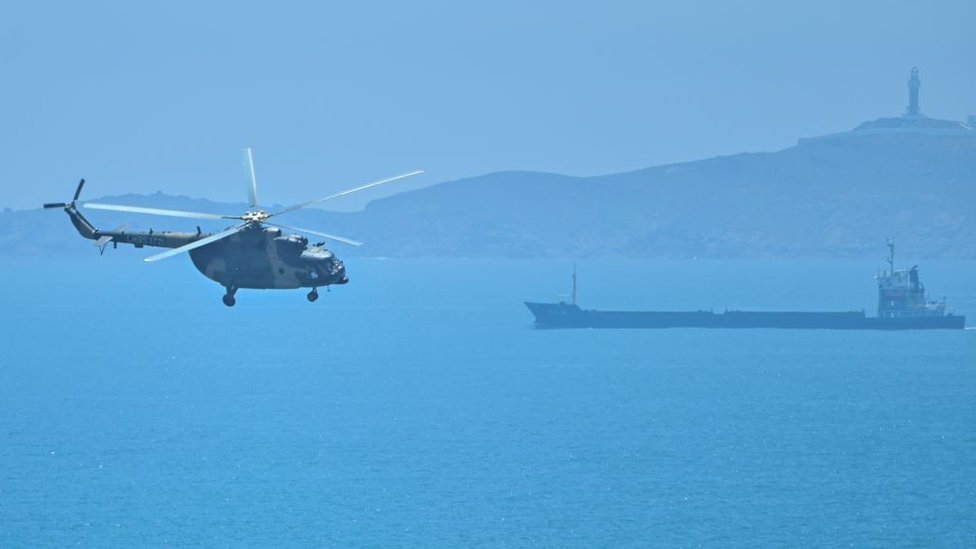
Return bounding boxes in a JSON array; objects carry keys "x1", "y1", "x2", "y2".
[{"x1": 241, "y1": 210, "x2": 270, "y2": 224}]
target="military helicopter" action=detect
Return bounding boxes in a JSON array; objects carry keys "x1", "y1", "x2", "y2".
[{"x1": 44, "y1": 148, "x2": 422, "y2": 306}]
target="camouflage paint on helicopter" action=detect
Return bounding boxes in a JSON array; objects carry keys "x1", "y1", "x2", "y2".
[
  {"x1": 45, "y1": 149, "x2": 421, "y2": 306},
  {"x1": 187, "y1": 225, "x2": 347, "y2": 291}
]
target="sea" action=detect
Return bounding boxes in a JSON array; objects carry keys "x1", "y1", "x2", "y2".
[{"x1": 1, "y1": 256, "x2": 974, "y2": 547}]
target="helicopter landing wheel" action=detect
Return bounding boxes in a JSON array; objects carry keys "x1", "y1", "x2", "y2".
[
  {"x1": 307, "y1": 289, "x2": 319, "y2": 303},
  {"x1": 222, "y1": 285, "x2": 238, "y2": 307}
]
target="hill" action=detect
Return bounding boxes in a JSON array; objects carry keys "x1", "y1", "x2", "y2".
[
  {"x1": 343, "y1": 133, "x2": 976, "y2": 259},
  {"x1": 3, "y1": 133, "x2": 975, "y2": 259}
]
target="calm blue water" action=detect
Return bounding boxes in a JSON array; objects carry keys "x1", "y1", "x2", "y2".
[{"x1": 1, "y1": 256, "x2": 974, "y2": 547}]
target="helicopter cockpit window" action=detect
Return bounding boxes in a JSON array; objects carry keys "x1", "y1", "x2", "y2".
[
  {"x1": 274, "y1": 236, "x2": 309, "y2": 267},
  {"x1": 274, "y1": 235, "x2": 307, "y2": 254}
]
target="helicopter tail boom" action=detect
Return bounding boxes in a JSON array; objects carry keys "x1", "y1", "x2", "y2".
[{"x1": 46, "y1": 179, "x2": 213, "y2": 253}]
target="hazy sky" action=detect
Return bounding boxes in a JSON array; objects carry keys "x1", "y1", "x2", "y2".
[{"x1": 2, "y1": 0, "x2": 974, "y2": 211}]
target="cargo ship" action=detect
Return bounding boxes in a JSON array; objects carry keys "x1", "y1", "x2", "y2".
[{"x1": 525, "y1": 244, "x2": 966, "y2": 330}]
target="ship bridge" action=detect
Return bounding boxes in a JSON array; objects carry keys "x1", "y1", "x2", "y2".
[{"x1": 875, "y1": 243, "x2": 947, "y2": 318}]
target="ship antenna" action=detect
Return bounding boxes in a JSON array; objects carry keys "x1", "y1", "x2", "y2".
[
  {"x1": 887, "y1": 240, "x2": 895, "y2": 274},
  {"x1": 572, "y1": 263, "x2": 577, "y2": 306}
]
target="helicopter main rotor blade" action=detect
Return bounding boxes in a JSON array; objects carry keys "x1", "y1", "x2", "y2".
[
  {"x1": 269, "y1": 169, "x2": 423, "y2": 218},
  {"x1": 85, "y1": 203, "x2": 238, "y2": 221},
  {"x1": 266, "y1": 222, "x2": 363, "y2": 247},
  {"x1": 143, "y1": 224, "x2": 245, "y2": 263},
  {"x1": 244, "y1": 146, "x2": 259, "y2": 208}
]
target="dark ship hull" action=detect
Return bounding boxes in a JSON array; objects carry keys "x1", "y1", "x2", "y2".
[
  {"x1": 525, "y1": 302, "x2": 966, "y2": 330},
  {"x1": 528, "y1": 245, "x2": 966, "y2": 330}
]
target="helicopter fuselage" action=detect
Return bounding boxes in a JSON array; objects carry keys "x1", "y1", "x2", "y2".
[
  {"x1": 58, "y1": 202, "x2": 347, "y2": 291},
  {"x1": 188, "y1": 225, "x2": 347, "y2": 290}
]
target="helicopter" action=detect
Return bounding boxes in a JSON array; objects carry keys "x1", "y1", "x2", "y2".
[{"x1": 44, "y1": 148, "x2": 422, "y2": 306}]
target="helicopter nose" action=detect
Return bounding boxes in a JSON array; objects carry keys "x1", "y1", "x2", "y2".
[
  {"x1": 334, "y1": 261, "x2": 349, "y2": 284},
  {"x1": 314, "y1": 256, "x2": 347, "y2": 283}
]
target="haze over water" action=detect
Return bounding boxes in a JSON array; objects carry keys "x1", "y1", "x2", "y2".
[
  {"x1": 3, "y1": 1, "x2": 974, "y2": 211},
  {"x1": 2, "y1": 257, "x2": 973, "y2": 546},
  {"x1": 4, "y1": 0, "x2": 976, "y2": 545}
]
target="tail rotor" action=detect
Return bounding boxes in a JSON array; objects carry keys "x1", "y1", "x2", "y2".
[
  {"x1": 44, "y1": 179, "x2": 85, "y2": 209},
  {"x1": 73, "y1": 178, "x2": 85, "y2": 202}
]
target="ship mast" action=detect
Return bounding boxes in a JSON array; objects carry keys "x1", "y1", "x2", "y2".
[
  {"x1": 572, "y1": 263, "x2": 577, "y2": 305},
  {"x1": 887, "y1": 240, "x2": 895, "y2": 275}
]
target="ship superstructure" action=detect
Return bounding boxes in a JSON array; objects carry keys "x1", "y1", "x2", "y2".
[{"x1": 876, "y1": 242, "x2": 947, "y2": 319}]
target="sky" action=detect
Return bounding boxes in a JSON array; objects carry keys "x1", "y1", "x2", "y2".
[{"x1": 1, "y1": 0, "x2": 974, "y2": 211}]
